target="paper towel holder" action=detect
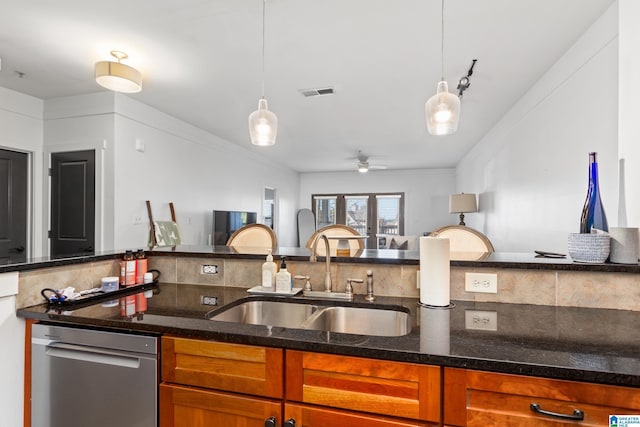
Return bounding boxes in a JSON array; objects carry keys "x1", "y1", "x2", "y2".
[{"x1": 418, "y1": 301, "x2": 456, "y2": 310}]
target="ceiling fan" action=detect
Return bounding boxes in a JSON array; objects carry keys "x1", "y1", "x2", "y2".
[{"x1": 350, "y1": 151, "x2": 388, "y2": 173}]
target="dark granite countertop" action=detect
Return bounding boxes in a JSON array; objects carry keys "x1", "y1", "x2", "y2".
[
  {"x1": 17, "y1": 283, "x2": 640, "y2": 388},
  {"x1": 5, "y1": 245, "x2": 640, "y2": 274}
]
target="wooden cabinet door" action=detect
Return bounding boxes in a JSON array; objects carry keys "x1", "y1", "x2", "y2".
[
  {"x1": 285, "y1": 403, "x2": 436, "y2": 426},
  {"x1": 162, "y1": 336, "x2": 283, "y2": 398},
  {"x1": 160, "y1": 383, "x2": 282, "y2": 427},
  {"x1": 444, "y1": 368, "x2": 640, "y2": 427},
  {"x1": 286, "y1": 350, "x2": 441, "y2": 423}
]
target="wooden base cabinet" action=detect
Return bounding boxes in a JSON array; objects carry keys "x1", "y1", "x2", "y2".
[
  {"x1": 444, "y1": 368, "x2": 640, "y2": 427},
  {"x1": 284, "y1": 403, "x2": 435, "y2": 427},
  {"x1": 161, "y1": 336, "x2": 283, "y2": 398},
  {"x1": 285, "y1": 350, "x2": 441, "y2": 425},
  {"x1": 160, "y1": 384, "x2": 281, "y2": 427},
  {"x1": 161, "y1": 337, "x2": 285, "y2": 426}
]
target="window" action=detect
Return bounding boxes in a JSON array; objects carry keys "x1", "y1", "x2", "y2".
[
  {"x1": 312, "y1": 193, "x2": 404, "y2": 249},
  {"x1": 313, "y1": 196, "x2": 337, "y2": 229}
]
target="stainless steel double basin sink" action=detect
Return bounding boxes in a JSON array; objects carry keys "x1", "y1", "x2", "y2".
[{"x1": 206, "y1": 297, "x2": 411, "y2": 337}]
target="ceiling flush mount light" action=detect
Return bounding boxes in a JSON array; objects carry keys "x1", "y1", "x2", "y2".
[
  {"x1": 449, "y1": 193, "x2": 477, "y2": 226},
  {"x1": 425, "y1": 0, "x2": 460, "y2": 136},
  {"x1": 249, "y1": 0, "x2": 277, "y2": 146},
  {"x1": 95, "y1": 50, "x2": 142, "y2": 93}
]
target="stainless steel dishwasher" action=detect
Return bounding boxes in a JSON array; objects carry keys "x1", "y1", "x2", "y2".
[{"x1": 31, "y1": 324, "x2": 158, "y2": 427}]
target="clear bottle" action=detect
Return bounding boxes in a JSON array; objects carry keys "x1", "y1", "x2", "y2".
[
  {"x1": 261, "y1": 249, "x2": 277, "y2": 289},
  {"x1": 580, "y1": 152, "x2": 608, "y2": 233},
  {"x1": 275, "y1": 257, "x2": 292, "y2": 293},
  {"x1": 336, "y1": 239, "x2": 350, "y2": 257}
]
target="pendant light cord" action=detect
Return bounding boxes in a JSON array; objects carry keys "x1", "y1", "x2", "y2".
[
  {"x1": 261, "y1": 0, "x2": 266, "y2": 98},
  {"x1": 440, "y1": 0, "x2": 445, "y2": 80}
]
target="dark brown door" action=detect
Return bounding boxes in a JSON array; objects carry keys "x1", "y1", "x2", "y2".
[
  {"x1": 0, "y1": 149, "x2": 28, "y2": 262},
  {"x1": 50, "y1": 150, "x2": 95, "y2": 257}
]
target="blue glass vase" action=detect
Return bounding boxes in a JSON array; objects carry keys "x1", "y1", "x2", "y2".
[{"x1": 580, "y1": 152, "x2": 608, "y2": 233}]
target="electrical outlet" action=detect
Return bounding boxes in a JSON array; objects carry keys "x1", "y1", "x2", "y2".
[
  {"x1": 465, "y1": 310, "x2": 498, "y2": 331},
  {"x1": 133, "y1": 215, "x2": 142, "y2": 225},
  {"x1": 201, "y1": 296, "x2": 218, "y2": 306},
  {"x1": 465, "y1": 272, "x2": 498, "y2": 293},
  {"x1": 201, "y1": 264, "x2": 218, "y2": 274}
]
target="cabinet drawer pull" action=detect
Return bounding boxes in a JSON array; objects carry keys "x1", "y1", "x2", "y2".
[
  {"x1": 283, "y1": 419, "x2": 296, "y2": 427},
  {"x1": 264, "y1": 416, "x2": 277, "y2": 427},
  {"x1": 530, "y1": 403, "x2": 584, "y2": 421}
]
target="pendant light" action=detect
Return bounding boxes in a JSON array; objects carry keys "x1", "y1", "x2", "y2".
[
  {"x1": 95, "y1": 51, "x2": 142, "y2": 93},
  {"x1": 249, "y1": 0, "x2": 278, "y2": 146},
  {"x1": 425, "y1": 0, "x2": 460, "y2": 136}
]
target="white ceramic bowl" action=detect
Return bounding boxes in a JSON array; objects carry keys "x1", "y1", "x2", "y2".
[{"x1": 567, "y1": 233, "x2": 610, "y2": 263}]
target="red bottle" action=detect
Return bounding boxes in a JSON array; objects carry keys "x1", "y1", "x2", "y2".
[
  {"x1": 124, "y1": 250, "x2": 136, "y2": 286},
  {"x1": 135, "y1": 249, "x2": 147, "y2": 285}
]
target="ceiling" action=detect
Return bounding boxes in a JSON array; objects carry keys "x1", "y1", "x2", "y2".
[{"x1": 0, "y1": 0, "x2": 615, "y2": 173}]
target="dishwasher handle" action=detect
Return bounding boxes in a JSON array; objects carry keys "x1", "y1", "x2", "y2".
[{"x1": 45, "y1": 342, "x2": 143, "y2": 369}]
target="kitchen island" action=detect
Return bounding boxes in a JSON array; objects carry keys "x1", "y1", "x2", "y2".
[
  {"x1": 18, "y1": 282, "x2": 640, "y2": 425},
  {"x1": 18, "y1": 282, "x2": 640, "y2": 386},
  {"x1": 13, "y1": 245, "x2": 640, "y2": 426}
]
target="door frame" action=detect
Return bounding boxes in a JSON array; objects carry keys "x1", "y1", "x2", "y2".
[
  {"x1": 44, "y1": 142, "x2": 108, "y2": 256},
  {"x1": 0, "y1": 147, "x2": 33, "y2": 259}
]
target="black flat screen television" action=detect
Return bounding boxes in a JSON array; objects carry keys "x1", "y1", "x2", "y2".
[{"x1": 212, "y1": 210, "x2": 257, "y2": 245}]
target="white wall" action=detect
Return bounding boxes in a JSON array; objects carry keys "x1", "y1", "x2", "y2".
[
  {"x1": 456, "y1": 2, "x2": 619, "y2": 253},
  {"x1": 299, "y1": 168, "x2": 456, "y2": 238},
  {"x1": 43, "y1": 92, "x2": 300, "y2": 251},
  {"x1": 619, "y1": 0, "x2": 640, "y2": 228},
  {"x1": 112, "y1": 95, "x2": 300, "y2": 249},
  {"x1": 0, "y1": 87, "x2": 44, "y2": 257},
  {"x1": 44, "y1": 92, "x2": 116, "y2": 252}
]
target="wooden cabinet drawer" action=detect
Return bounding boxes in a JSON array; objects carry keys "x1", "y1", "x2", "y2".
[
  {"x1": 161, "y1": 336, "x2": 283, "y2": 398},
  {"x1": 445, "y1": 368, "x2": 640, "y2": 427},
  {"x1": 160, "y1": 383, "x2": 281, "y2": 427},
  {"x1": 467, "y1": 389, "x2": 629, "y2": 426},
  {"x1": 285, "y1": 350, "x2": 441, "y2": 423},
  {"x1": 285, "y1": 403, "x2": 437, "y2": 426}
]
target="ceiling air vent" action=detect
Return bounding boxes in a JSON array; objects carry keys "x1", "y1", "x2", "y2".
[{"x1": 299, "y1": 87, "x2": 335, "y2": 97}]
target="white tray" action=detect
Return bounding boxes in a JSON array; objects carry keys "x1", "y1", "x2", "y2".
[{"x1": 246, "y1": 285, "x2": 302, "y2": 296}]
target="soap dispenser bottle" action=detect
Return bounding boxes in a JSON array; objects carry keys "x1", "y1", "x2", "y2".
[
  {"x1": 275, "y1": 257, "x2": 292, "y2": 293},
  {"x1": 261, "y1": 249, "x2": 277, "y2": 289}
]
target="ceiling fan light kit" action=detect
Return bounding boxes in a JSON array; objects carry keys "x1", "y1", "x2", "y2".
[
  {"x1": 352, "y1": 150, "x2": 387, "y2": 173},
  {"x1": 95, "y1": 50, "x2": 142, "y2": 93},
  {"x1": 426, "y1": 0, "x2": 460, "y2": 136},
  {"x1": 357, "y1": 160, "x2": 369, "y2": 173},
  {"x1": 249, "y1": 0, "x2": 277, "y2": 146}
]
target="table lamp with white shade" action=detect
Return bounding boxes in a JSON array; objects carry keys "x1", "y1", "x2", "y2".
[{"x1": 449, "y1": 193, "x2": 477, "y2": 226}]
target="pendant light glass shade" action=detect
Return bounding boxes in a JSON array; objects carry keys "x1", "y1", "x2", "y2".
[
  {"x1": 426, "y1": 0, "x2": 460, "y2": 136},
  {"x1": 249, "y1": 97, "x2": 278, "y2": 146},
  {"x1": 249, "y1": 0, "x2": 277, "y2": 146},
  {"x1": 95, "y1": 51, "x2": 142, "y2": 93},
  {"x1": 426, "y1": 81, "x2": 460, "y2": 135}
]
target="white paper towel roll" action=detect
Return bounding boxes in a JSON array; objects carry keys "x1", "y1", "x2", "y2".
[
  {"x1": 609, "y1": 227, "x2": 639, "y2": 264},
  {"x1": 419, "y1": 236, "x2": 450, "y2": 306}
]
